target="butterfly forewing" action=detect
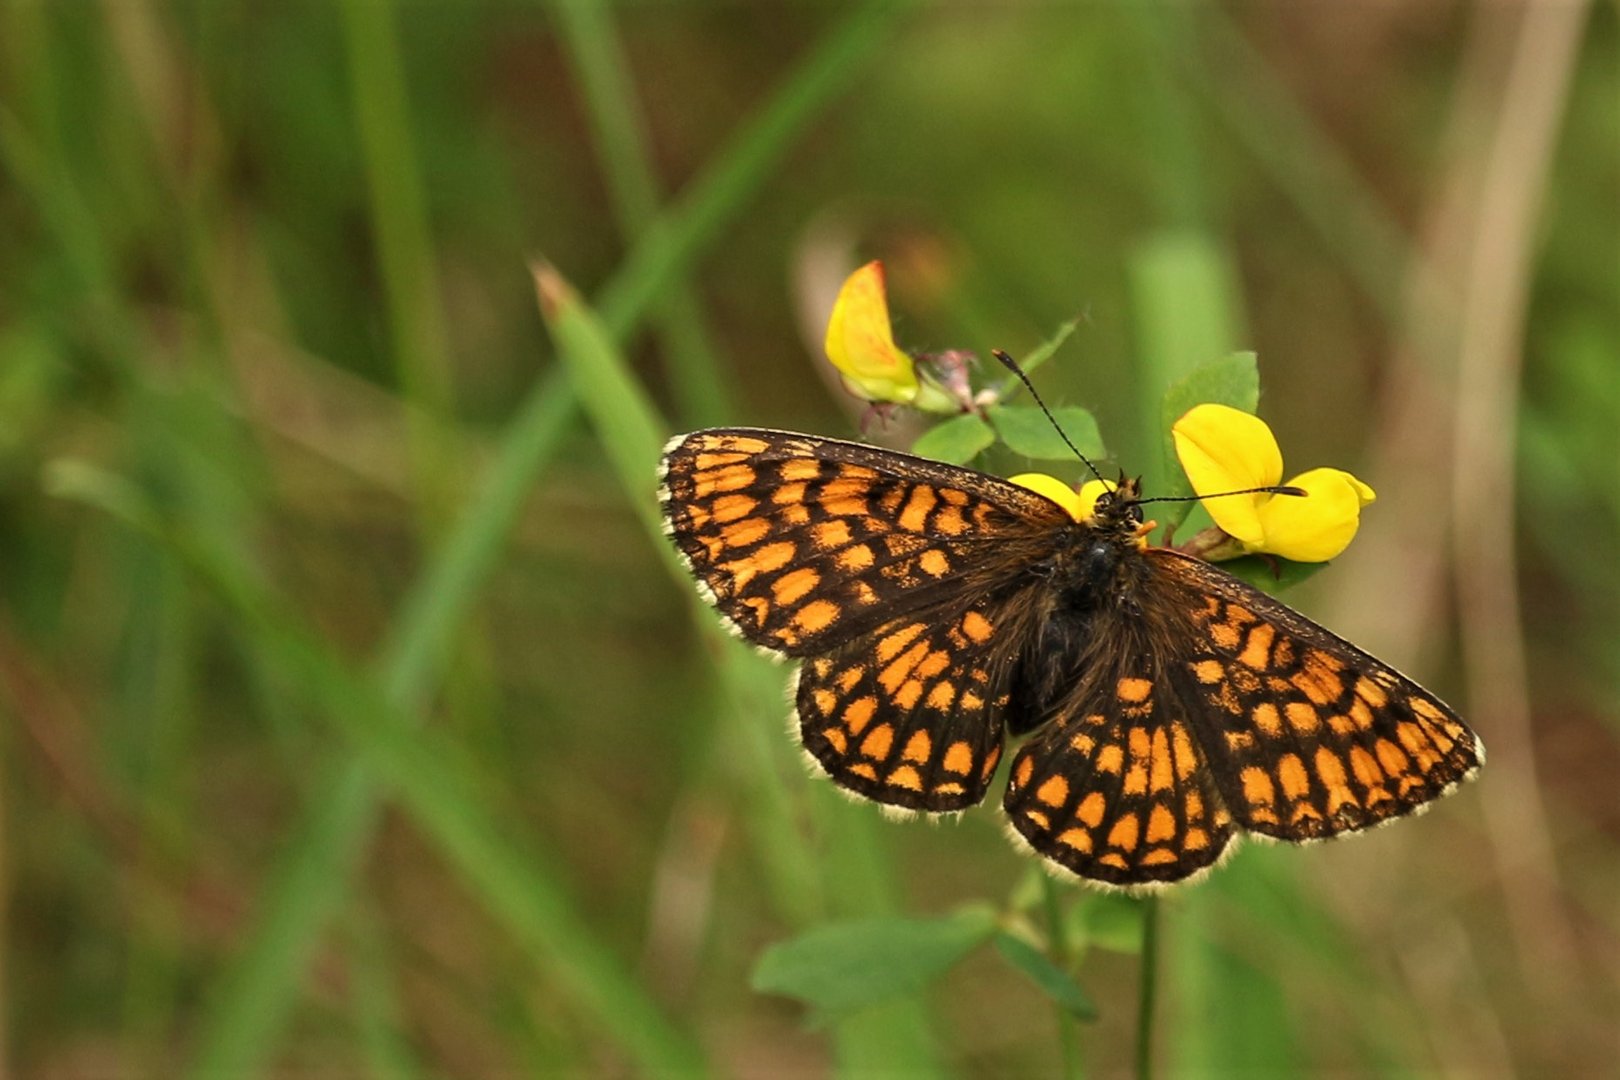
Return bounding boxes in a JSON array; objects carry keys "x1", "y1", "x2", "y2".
[
  {"x1": 1152, "y1": 550, "x2": 1483, "y2": 841},
  {"x1": 659, "y1": 429, "x2": 1066, "y2": 657}
]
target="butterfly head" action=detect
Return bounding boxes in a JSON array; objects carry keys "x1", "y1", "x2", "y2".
[{"x1": 1087, "y1": 476, "x2": 1157, "y2": 545}]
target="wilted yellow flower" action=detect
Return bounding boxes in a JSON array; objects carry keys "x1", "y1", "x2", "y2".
[
  {"x1": 1171, "y1": 403, "x2": 1375, "y2": 562},
  {"x1": 1010, "y1": 474, "x2": 1116, "y2": 522},
  {"x1": 825, "y1": 261, "x2": 920, "y2": 404}
]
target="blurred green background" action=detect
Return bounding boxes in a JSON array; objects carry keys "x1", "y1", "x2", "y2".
[{"x1": 2, "y1": 1, "x2": 1616, "y2": 1075}]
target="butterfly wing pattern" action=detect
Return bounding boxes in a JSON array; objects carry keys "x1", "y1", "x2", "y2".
[{"x1": 659, "y1": 427, "x2": 1483, "y2": 890}]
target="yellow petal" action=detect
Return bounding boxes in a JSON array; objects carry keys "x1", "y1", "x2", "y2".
[
  {"x1": 1170, "y1": 403, "x2": 1283, "y2": 546},
  {"x1": 824, "y1": 261, "x2": 918, "y2": 403},
  {"x1": 1009, "y1": 473, "x2": 1084, "y2": 520},
  {"x1": 1008, "y1": 474, "x2": 1116, "y2": 522},
  {"x1": 1254, "y1": 467, "x2": 1372, "y2": 562}
]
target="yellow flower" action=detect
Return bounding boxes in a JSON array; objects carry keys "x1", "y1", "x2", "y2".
[
  {"x1": 1010, "y1": 474, "x2": 1116, "y2": 521},
  {"x1": 1171, "y1": 403, "x2": 1375, "y2": 562},
  {"x1": 825, "y1": 261, "x2": 920, "y2": 404}
]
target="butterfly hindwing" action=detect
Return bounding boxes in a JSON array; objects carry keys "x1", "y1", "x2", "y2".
[
  {"x1": 797, "y1": 605, "x2": 1014, "y2": 812},
  {"x1": 659, "y1": 429, "x2": 1067, "y2": 657},
  {"x1": 1003, "y1": 667, "x2": 1240, "y2": 888}
]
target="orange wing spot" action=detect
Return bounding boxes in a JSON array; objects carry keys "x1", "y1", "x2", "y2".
[
  {"x1": 769, "y1": 481, "x2": 808, "y2": 506},
  {"x1": 1395, "y1": 721, "x2": 1431, "y2": 758},
  {"x1": 822, "y1": 496, "x2": 869, "y2": 517},
  {"x1": 720, "y1": 517, "x2": 772, "y2": 549},
  {"x1": 1249, "y1": 807, "x2": 1279, "y2": 826},
  {"x1": 943, "y1": 741, "x2": 974, "y2": 775},
  {"x1": 960, "y1": 611, "x2": 993, "y2": 644},
  {"x1": 932, "y1": 506, "x2": 969, "y2": 535},
  {"x1": 1023, "y1": 808, "x2": 1051, "y2": 830},
  {"x1": 1147, "y1": 804, "x2": 1177, "y2": 843},
  {"x1": 1149, "y1": 728, "x2": 1174, "y2": 792},
  {"x1": 898, "y1": 486, "x2": 938, "y2": 532},
  {"x1": 1036, "y1": 775, "x2": 1069, "y2": 807},
  {"x1": 1171, "y1": 723, "x2": 1198, "y2": 780},
  {"x1": 1118, "y1": 678, "x2": 1152, "y2": 703},
  {"x1": 746, "y1": 541, "x2": 797, "y2": 577},
  {"x1": 1241, "y1": 766, "x2": 1276, "y2": 806},
  {"x1": 1374, "y1": 738, "x2": 1409, "y2": 775},
  {"x1": 843, "y1": 696, "x2": 878, "y2": 736},
  {"x1": 1226, "y1": 730, "x2": 1255, "y2": 752},
  {"x1": 1300, "y1": 654, "x2": 1345, "y2": 705},
  {"x1": 902, "y1": 730, "x2": 932, "y2": 765},
  {"x1": 1284, "y1": 701, "x2": 1320, "y2": 735},
  {"x1": 1289, "y1": 803, "x2": 1324, "y2": 827},
  {"x1": 792, "y1": 600, "x2": 840, "y2": 635},
  {"x1": 1013, "y1": 756, "x2": 1034, "y2": 789},
  {"x1": 1057, "y1": 828, "x2": 1093, "y2": 853},
  {"x1": 1128, "y1": 727, "x2": 1151, "y2": 759},
  {"x1": 918, "y1": 548, "x2": 951, "y2": 577},
  {"x1": 926, "y1": 682, "x2": 956, "y2": 710},
  {"x1": 970, "y1": 668, "x2": 990, "y2": 684},
  {"x1": 886, "y1": 765, "x2": 922, "y2": 791},
  {"x1": 817, "y1": 477, "x2": 873, "y2": 501},
  {"x1": 852, "y1": 581, "x2": 880, "y2": 606},
  {"x1": 772, "y1": 567, "x2": 820, "y2": 606},
  {"x1": 812, "y1": 519, "x2": 852, "y2": 549},
  {"x1": 1252, "y1": 702, "x2": 1283, "y2": 737},
  {"x1": 1123, "y1": 765, "x2": 1148, "y2": 796},
  {"x1": 710, "y1": 494, "x2": 758, "y2": 524},
  {"x1": 1277, "y1": 754, "x2": 1311, "y2": 800},
  {"x1": 1184, "y1": 827, "x2": 1210, "y2": 851},
  {"x1": 1098, "y1": 853, "x2": 1130, "y2": 871},
  {"x1": 1271, "y1": 635, "x2": 1296, "y2": 668},
  {"x1": 812, "y1": 688, "x2": 837, "y2": 716},
  {"x1": 1192, "y1": 659, "x2": 1225, "y2": 685},
  {"x1": 1348, "y1": 698, "x2": 1375, "y2": 730},
  {"x1": 961, "y1": 690, "x2": 984, "y2": 711},
  {"x1": 692, "y1": 464, "x2": 756, "y2": 496},
  {"x1": 1069, "y1": 732, "x2": 1095, "y2": 755},
  {"x1": 860, "y1": 723, "x2": 894, "y2": 761},
  {"x1": 1096, "y1": 744, "x2": 1124, "y2": 774},
  {"x1": 1354, "y1": 676, "x2": 1389, "y2": 708},
  {"x1": 1140, "y1": 848, "x2": 1178, "y2": 867},
  {"x1": 1327, "y1": 713, "x2": 1357, "y2": 736},
  {"x1": 1210, "y1": 622, "x2": 1242, "y2": 650},
  {"x1": 1077, "y1": 792, "x2": 1107, "y2": 827},
  {"x1": 849, "y1": 762, "x2": 878, "y2": 781},
  {"x1": 836, "y1": 666, "x2": 865, "y2": 693},
  {"x1": 1106, "y1": 814, "x2": 1140, "y2": 853},
  {"x1": 837, "y1": 545, "x2": 875, "y2": 573},
  {"x1": 879, "y1": 640, "x2": 931, "y2": 694},
  {"x1": 915, "y1": 650, "x2": 951, "y2": 681},
  {"x1": 876, "y1": 624, "x2": 926, "y2": 662},
  {"x1": 1226, "y1": 604, "x2": 1258, "y2": 627},
  {"x1": 894, "y1": 679, "x2": 924, "y2": 711},
  {"x1": 820, "y1": 727, "x2": 847, "y2": 754},
  {"x1": 1185, "y1": 790, "x2": 1203, "y2": 817},
  {"x1": 1348, "y1": 746, "x2": 1383, "y2": 787},
  {"x1": 777, "y1": 458, "x2": 822, "y2": 481},
  {"x1": 1238, "y1": 623, "x2": 1275, "y2": 669},
  {"x1": 1315, "y1": 748, "x2": 1354, "y2": 804},
  {"x1": 1410, "y1": 697, "x2": 1447, "y2": 723},
  {"x1": 937, "y1": 781, "x2": 966, "y2": 796},
  {"x1": 981, "y1": 743, "x2": 1002, "y2": 779},
  {"x1": 780, "y1": 504, "x2": 811, "y2": 526},
  {"x1": 710, "y1": 435, "x2": 769, "y2": 455},
  {"x1": 938, "y1": 487, "x2": 970, "y2": 507}
]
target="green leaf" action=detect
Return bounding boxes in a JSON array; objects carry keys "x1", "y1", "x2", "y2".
[
  {"x1": 988, "y1": 404, "x2": 1105, "y2": 463},
  {"x1": 910, "y1": 413, "x2": 995, "y2": 464},
  {"x1": 992, "y1": 931, "x2": 1098, "y2": 1020},
  {"x1": 1218, "y1": 554, "x2": 1327, "y2": 594},
  {"x1": 1067, "y1": 893, "x2": 1147, "y2": 955},
  {"x1": 1157, "y1": 351, "x2": 1261, "y2": 529},
  {"x1": 1016, "y1": 316, "x2": 1081, "y2": 377},
  {"x1": 752, "y1": 907, "x2": 998, "y2": 1022}
]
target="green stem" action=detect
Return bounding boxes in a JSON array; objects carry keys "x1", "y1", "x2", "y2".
[
  {"x1": 1136, "y1": 896, "x2": 1160, "y2": 1080},
  {"x1": 1041, "y1": 876, "x2": 1081, "y2": 1079}
]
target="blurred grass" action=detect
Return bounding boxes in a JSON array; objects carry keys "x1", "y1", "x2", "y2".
[{"x1": 0, "y1": 2, "x2": 1615, "y2": 1076}]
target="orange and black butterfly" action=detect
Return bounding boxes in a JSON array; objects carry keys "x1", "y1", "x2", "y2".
[{"x1": 658, "y1": 428, "x2": 1482, "y2": 890}]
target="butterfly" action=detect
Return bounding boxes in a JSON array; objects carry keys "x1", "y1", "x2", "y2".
[{"x1": 657, "y1": 427, "x2": 1483, "y2": 890}]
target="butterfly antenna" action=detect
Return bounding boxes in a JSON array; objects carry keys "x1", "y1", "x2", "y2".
[
  {"x1": 1135, "y1": 484, "x2": 1307, "y2": 506},
  {"x1": 991, "y1": 349, "x2": 1107, "y2": 485}
]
